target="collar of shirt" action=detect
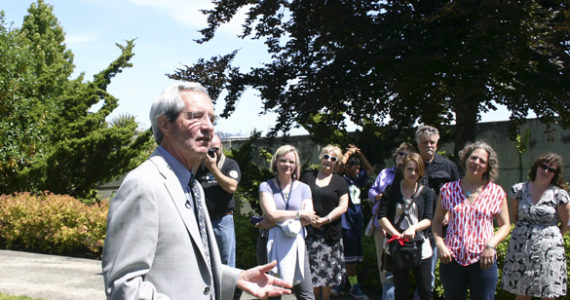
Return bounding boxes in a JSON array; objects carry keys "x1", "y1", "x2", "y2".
[{"x1": 157, "y1": 146, "x2": 192, "y2": 191}]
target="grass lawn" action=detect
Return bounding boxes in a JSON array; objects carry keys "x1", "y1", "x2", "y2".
[{"x1": 0, "y1": 293, "x2": 44, "y2": 300}]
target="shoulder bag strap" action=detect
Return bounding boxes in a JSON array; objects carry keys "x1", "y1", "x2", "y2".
[{"x1": 395, "y1": 185, "x2": 424, "y2": 229}]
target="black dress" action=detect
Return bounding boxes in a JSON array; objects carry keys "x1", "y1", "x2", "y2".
[{"x1": 301, "y1": 171, "x2": 348, "y2": 287}]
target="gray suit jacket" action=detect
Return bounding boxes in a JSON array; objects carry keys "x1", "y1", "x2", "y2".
[{"x1": 102, "y1": 150, "x2": 241, "y2": 300}]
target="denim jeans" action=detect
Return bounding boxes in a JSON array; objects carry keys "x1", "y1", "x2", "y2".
[
  {"x1": 211, "y1": 214, "x2": 236, "y2": 267},
  {"x1": 439, "y1": 260, "x2": 498, "y2": 300},
  {"x1": 382, "y1": 272, "x2": 395, "y2": 300}
]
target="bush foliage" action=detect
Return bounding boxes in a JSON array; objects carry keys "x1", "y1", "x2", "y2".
[{"x1": 0, "y1": 193, "x2": 107, "y2": 258}]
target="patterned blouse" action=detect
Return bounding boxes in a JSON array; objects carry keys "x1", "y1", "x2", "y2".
[{"x1": 441, "y1": 180, "x2": 505, "y2": 266}]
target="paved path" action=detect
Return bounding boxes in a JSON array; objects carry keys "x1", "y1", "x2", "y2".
[
  {"x1": 0, "y1": 250, "x2": 105, "y2": 300},
  {"x1": 0, "y1": 250, "x2": 375, "y2": 300}
]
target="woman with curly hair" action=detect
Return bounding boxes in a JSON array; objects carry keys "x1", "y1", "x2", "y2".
[
  {"x1": 502, "y1": 153, "x2": 569, "y2": 299},
  {"x1": 432, "y1": 141, "x2": 511, "y2": 300}
]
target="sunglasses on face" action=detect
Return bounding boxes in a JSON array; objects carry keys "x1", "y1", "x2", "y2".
[
  {"x1": 322, "y1": 154, "x2": 338, "y2": 162},
  {"x1": 539, "y1": 162, "x2": 557, "y2": 173},
  {"x1": 397, "y1": 151, "x2": 409, "y2": 156}
]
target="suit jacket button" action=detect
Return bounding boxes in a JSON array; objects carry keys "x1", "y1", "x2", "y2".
[{"x1": 203, "y1": 287, "x2": 210, "y2": 295}]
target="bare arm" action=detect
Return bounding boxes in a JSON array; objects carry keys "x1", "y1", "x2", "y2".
[
  {"x1": 301, "y1": 198, "x2": 314, "y2": 226},
  {"x1": 379, "y1": 217, "x2": 401, "y2": 238},
  {"x1": 508, "y1": 196, "x2": 519, "y2": 224},
  {"x1": 202, "y1": 155, "x2": 238, "y2": 194},
  {"x1": 558, "y1": 201, "x2": 570, "y2": 235},
  {"x1": 480, "y1": 195, "x2": 511, "y2": 270},
  {"x1": 259, "y1": 186, "x2": 315, "y2": 224},
  {"x1": 401, "y1": 219, "x2": 431, "y2": 240},
  {"x1": 312, "y1": 193, "x2": 349, "y2": 228},
  {"x1": 487, "y1": 195, "x2": 511, "y2": 248},
  {"x1": 356, "y1": 150, "x2": 374, "y2": 176},
  {"x1": 432, "y1": 195, "x2": 452, "y2": 264}
]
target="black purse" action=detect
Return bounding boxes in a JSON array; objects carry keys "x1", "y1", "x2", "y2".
[{"x1": 387, "y1": 185, "x2": 424, "y2": 271}]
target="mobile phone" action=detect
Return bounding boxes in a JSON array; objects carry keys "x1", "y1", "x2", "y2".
[{"x1": 251, "y1": 215, "x2": 263, "y2": 225}]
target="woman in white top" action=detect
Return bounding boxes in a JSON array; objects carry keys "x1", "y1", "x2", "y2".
[{"x1": 259, "y1": 145, "x2": 316, "y2": 300}]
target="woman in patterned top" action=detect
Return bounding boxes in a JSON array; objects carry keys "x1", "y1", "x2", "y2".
[
  {"x1": 502, "y1": 153, "x2": 569, "y2": 299},
  {"x1": 432, "y1": 141, "x2": 511, "y2": 300}
]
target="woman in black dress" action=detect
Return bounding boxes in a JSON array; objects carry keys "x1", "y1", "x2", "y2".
[{"x1": 301, "y1": 144, "x2": 349, "y2": 300}]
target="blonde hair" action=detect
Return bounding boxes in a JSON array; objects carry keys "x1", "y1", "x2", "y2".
[
  {"x1": 319, "y1": 144, "x2": 342, "y2": 161},
  {"x1": 270, "y1": 145, "x2": 301, "y2": 180}
]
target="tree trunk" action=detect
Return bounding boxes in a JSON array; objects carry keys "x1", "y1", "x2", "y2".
[{"x1": 452, "y1": 97, "x2": 480, "y2": 162}]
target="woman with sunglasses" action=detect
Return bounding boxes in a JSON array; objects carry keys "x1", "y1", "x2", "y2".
[
  {"x1": 502, "y1": 153, "x2": 569, "y2": 300},
  {"x1": 301, "y1": 145, "x2": 349, "y2": 300},
  {"x1": 259, "y1": 145, "x2": 316, "y2": 299}
]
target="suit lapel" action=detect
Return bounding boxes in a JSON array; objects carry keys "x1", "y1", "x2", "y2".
[{"x1": 149, "y1": 152, "x2": 209, "y2": 266}]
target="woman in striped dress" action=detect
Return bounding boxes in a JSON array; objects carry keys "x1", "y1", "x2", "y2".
[{"x1": 431, "y1": 141, "x2": 511, "y2": 300}]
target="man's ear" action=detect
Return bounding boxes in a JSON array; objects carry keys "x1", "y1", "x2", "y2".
[{"x1": 157, "y1": 115, "x2": 170, "y2": 137}]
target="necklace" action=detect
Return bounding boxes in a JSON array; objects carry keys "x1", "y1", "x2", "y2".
[{"x1": 464, "y1": 185, "x2": 483, "y2": 197}]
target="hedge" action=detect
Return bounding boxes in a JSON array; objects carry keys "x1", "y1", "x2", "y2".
[{"x1": 0, "y1": 192, "x2": 107, "y2": 259}]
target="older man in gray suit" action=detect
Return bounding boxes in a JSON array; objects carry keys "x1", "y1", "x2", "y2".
[{"x1": 102, "y1": 82, "x2": 291, "y2": 300}]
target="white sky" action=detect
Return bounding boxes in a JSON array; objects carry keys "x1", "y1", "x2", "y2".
[{"x1": 1, "y1": 0, "x2": 513, "y2": 137}]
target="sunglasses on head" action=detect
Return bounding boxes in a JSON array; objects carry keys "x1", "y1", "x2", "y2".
[
  {"x1": 539, "y1": 162, "x2": 557, "y2": 173},
  {"x1": 323, "y1": 154, "x2": 338, "y2": 162}
]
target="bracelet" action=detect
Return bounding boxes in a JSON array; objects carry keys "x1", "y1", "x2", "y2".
[
  {"x1": 485, "y1": 243, "x2": 496, "y2": 250},
  {"x1": 296, "y1": 210, "x2": 301, "y2": 220},
  {"x1": 327, "y1": 216, "x2": 332, "y2": 223}
]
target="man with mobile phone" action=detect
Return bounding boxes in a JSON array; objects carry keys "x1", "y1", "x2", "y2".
[{"x1": 196, "y1": 134, "x2": 242, "y2": 270}]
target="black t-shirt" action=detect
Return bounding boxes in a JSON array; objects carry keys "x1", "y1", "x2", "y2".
[
  {"x1": 420, "y1": 153, "x2": 459, "y2": 204},
  {"x1": 301, "y1": 170, "x2": 349, "y2": 241},
  {"x1": 196, "y1": 157, "x2": 241, "y2": 220}
]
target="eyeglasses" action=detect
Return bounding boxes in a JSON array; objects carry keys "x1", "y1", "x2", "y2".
[
  {"x1": 397, "y1": 151, "x2": 409, "y2": 156},
  {"x1": 538, "y1": 162, "x2": 557, "y2": 173},
  {"x1": 180, "y1": 111, "x2": 219, "y2": 124},
  {"x1": 322, "y1": 154, "x2": 338, "y2": 162}
]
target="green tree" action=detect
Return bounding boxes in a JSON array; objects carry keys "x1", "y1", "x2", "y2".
[
  {"x1": 171, "y1": 0, "x2": 569, "y2": 158},
  {"x1": 0, "y1": 1, "x2": 151, "y2": 199}
]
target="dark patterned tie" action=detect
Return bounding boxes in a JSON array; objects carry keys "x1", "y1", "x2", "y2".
[{"x1": 189, "y1": 174, "x2": 213, "y2": 298}]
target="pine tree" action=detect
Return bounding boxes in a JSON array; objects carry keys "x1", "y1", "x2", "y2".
[{"x1": 0, "y1": 1, "x2": 153, "y2": 199}]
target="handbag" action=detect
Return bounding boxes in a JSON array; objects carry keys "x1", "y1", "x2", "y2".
[{"x1": 386, "y1": 185, "x2": 424, "y2": 271}]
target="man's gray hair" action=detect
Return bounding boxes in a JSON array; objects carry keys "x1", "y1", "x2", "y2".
[
  {"x1": 415, "y1": 125, "x2": 440, "y2": 142},
  {"x1": 149, "y1": 82, "x2": 209, "y2": 144}
]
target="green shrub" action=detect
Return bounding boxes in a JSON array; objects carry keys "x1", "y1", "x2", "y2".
[
  {"x1": 234, "y1": 211, "x2": 261, "y2": 269},
  {"x1": 0, "y1": 192, "x2": 108, "y2": 258}
]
